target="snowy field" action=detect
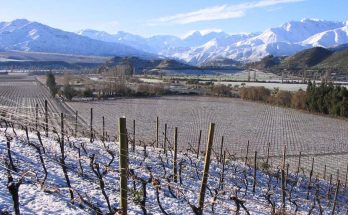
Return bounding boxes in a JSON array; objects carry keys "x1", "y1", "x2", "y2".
[
  {"x1": 68, "y1": 96, "x2": 348, "y2": 183},
  {"x1": 1, "y1": 128, "x2": 347, "y2": 214},
  {"x1": 215, "y1": 81, "x2": 309, "y2": 91}
]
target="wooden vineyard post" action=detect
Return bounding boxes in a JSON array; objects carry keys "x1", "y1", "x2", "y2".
[
  {"x1": 245, "y1": 140, "x2": 249, "y2": 165},
  {"x1": 296, "y1": 151, "x2": 302, "y2": 176},
  {"x1": 220, "y1": 150, "x2": 226, "y2": 190},
  {"x1": 253, "y1": 151, "x2": 257, "y2": 193},
  {"x1": 132, "y1": 119, "x2": 135, "y2": 152},
  {"x1": 35, "y1": 103, "x2": 38, "y2": 130},
  {"x1": 286, "y1": 163, "x2": 289, "y2": 187},
  {"x1": 328, "y1": 174, "x2": 333, "y2": 202},
  {"x1": 163, "y1": 123, "x2": 167, "y2": 155},
  {"x1": 196, "y1": 130, "x2": 202, "y2": 158},
  {"x1": 156, "y1": 116, "x2": 159, "y2": 148},
  {"x1": 307, "y1": 157, "x2": 314, "y2": 200},
  {"x1": 266, "y1": 142, "x2": 270, "y2": 165},
  {"x1": 102, "y1": 116, "x2": 105, "y2": 142},
  {"x1": 119, "y1": 117, "x2": 128, "y2": 215},
  {"x1": 345, "y1": 163, "x2": 348, "y2": 188},
  {"x1": 336, "y1": 169, "x2": 339, "y2": 185},
  {"x1": 45, "y1": 100, "x2": 48, "y2": 137},
  {"x1": 61, "y1": 113, "x2": 64, "y2": 149},
  {"x1": 323, "y1": 165, "x2": 327, "y2": 180},
  {"x1": 198, "y1": 123, "x2": 215, "y2": 214},
  {"x1": 173, "y1": 127, "x2": 178, "y2": 183},
  {"x1": 75, "y1": 111, "x2": 78, "y2": 138},
  {"x1": 331, "y1": 180, "x2": 340, "y2": 215},
  {"x1": 60, "y1": 112, "x2": 73, "y2": 201},
  {"x1": 219, "y1": 136, "x2": 224, "y2": 163},
  {"x1": 281, "y1": 144, "x2": 287, "y2": 213},
  {"x1": 90, "y1": 108, "x2": 93, "y2": 143}
]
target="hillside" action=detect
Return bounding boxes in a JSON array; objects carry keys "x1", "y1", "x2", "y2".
[
  {"x1": 198, "y1": 58, "x2": 243, "y2": 70},
  {"x1": 318, "y1": 48, "x2": 348, "y2": 68},
  {"x1": 1, "y1": 128, "x2": 347, "y2": 214},
  {"x1": 249, "y1": 45, "x2": 348, "y2": 79},
  {"x1": 101, "y1": 56, "x2": 197, "y2": 74},
  {"x1": 0, "y1": 51, "x2": 110, "y2": 70},
  {"x1": 281, "y1": 47, "x2": 332, "y2": 68}
]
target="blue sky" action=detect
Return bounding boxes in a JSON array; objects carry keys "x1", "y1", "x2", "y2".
[{"x1": 0, "y1": 0, "x2": 347, "y2": 37}]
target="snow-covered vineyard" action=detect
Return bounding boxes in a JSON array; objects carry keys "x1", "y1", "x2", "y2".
[{"x1": 0, "y1": 125, "x2": 347, "y2": 214}]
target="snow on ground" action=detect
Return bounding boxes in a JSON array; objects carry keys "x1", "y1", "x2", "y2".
[{"x1": 0, "y1": 128, "x2": 347, "y2": 214}]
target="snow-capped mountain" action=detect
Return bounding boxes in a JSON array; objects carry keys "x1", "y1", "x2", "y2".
[
  {"x1": 1, "y1": 18, "x2": 348, "y2": 64},
  {"x1": 0, "y1": 19, "x2": 151, "y2": 57},
  {"x1": 79, "y1": 19, "x2": 348, "y2": 63}
]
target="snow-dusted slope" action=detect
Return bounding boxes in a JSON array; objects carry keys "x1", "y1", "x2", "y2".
[
  {"x1": 0, "y1": 19, "x2": 150, "y2": 57},
  {"x1": 1, "y1": 128, "x2": 348, "y2": 214},
  {"x1": 302, "y1": 25, "x2": 348, "y2": 47}
]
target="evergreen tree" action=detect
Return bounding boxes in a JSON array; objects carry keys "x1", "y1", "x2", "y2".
[{"x1": 46, "y1": 71, "x2": 58, "y2": 97}]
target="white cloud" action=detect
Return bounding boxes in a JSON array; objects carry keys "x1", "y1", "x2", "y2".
[{"x1": 150, "y1": 0, "x2": 304, "y2": 25}]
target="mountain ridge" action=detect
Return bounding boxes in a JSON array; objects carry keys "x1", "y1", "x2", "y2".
[
  {"x1": 0, "y1": 19, "x2": 154, "y2": 58},
  {"x1": 1, "y1": 18, "x2": 348, "y2": 65}
]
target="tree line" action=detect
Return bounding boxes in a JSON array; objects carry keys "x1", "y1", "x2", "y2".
[{"x1": 240, "y1": 82, "x2": 348, "y2": 117}]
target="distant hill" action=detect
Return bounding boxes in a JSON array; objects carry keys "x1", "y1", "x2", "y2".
[
  {"x1": 317, "y1": 48, "x2": 348, "y2": 68},
  {"x1": 198, "y1": 58, "x2": 243, "y2": 70},
  {"x1": 280, "y1": 47, "x2": 332, "y2": 68},
  {"x1": 101, "y1": 56, "x2": 197, "y2": 74},
  {"x1": 0, "y1": 61, "x2": 102, "y2": 70},
  {"x1": 249, "y1": 45, "x2": 348, "y2": 80},
  {"x1": 0, "y1": 51, "x2": 109, "y2": 70},
  {"x1": 247, "y1": 55, "x2": 283, "y2": 70},
  {"x1": 103, "y1": 57, "x2": 198, "y2": 74}
]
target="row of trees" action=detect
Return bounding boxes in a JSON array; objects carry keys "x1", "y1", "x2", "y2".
[
  {"x1": 240, "y1": 82, "x2": 348, "y2": 117},
  {"x1": 46, "y1": 71, "x2": 169, "y2": 100},
  {"x1": 306, "y1": 82, "x2": 348, "y2": 117}
]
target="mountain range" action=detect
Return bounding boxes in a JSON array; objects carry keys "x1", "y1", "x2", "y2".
[{"x1": 1, "y1": 18, "x2": 348, "y2": 65}]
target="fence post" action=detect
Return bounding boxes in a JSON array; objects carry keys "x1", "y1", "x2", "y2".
[
  {"x1": 132, "y1": 119, "x2": 135, "y2": 152},
  {"x1": 266, "y1": 142, "x2": 270, "y2": 165},
  {"x1": 156, "y1": 116, "x2": 159, "y2": 148},
  {"x1": 164, "y1": 123, "x2": 167, "y2": 155},
  {"x1": 119, "y1": 117, "x2": 128, "y2": 215},
  {"x1": 345, "y1": 163, "x2": 348, "y2": 188},
  {"x1": 328, "y1": 174, "x2": 333, "y2": 202},
  {"x1": 198, "y1": 123, "x2": 215, "y2": 214},
  {"x1": 173, "y1": 127, "x2": 178, "y2": 183},
  {"x1": 307, "y1": 157, "x2": 314, "y2": 199},
  {"x1": 35, "y1": 103, "x2": 38, "y2": 130},
  {"x1": 296, "y1": 151, "x2": 302, "y2": 176},
  {"x1": 220, "y1": 150, "x2": 226, "y2": 189},
  {"x1": 331, "y1": 180, "x2": 340, "y2": 215},
  {"x1": 61, "y1": 113, "x2": 64, "y2": 151},
  {"x1": 245, "y1": 140, "x2": 249, "y2": 165},
  {"x1": 253, "y1": 151, "x2": 257, "y2": 193},
  {"x1": 45, "y1": 100, "x2": 48, "y2": 137},
  {"x1": 219, "y1": 136, "x2": 224, "y2": 163},
  {"x1": 75, "y1": 111, "x2": 78, "y2": 138},
  {"x1": 102, "y1": 116, "x2": 105, "y2": 142},
  {"x1": 281, "y1": 144, "x2": 287, "y2": 213},
  {"x1": 90, "y1": 108, "x2": 93, "y2": 143},
  {"x1": 196, "y1": 130, "x2": 202, "y2": 158}
]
